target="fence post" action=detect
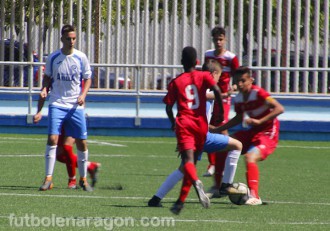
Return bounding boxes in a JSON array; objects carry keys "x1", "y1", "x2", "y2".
[{"x1": 135, "y1": 66, "x2": 141, "y2": 126}]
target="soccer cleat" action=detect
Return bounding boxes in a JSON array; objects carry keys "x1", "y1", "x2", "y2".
[
  {"x1": 194, "y1": 180, "x2": 210, "y2": 208},
  {"x1": 205, "y1": 186, "x2": 221, "y2": 199},
  {"x1": 88, "y1": 162, "x2": 101, "y2": 188},
  {"x1": 245, "y1": 196, "x2": 262, "y2": 205},
  {"x1": 79, "y1": 177, "x2": 93, "y2": 192},
  {"x1": 219, "y1": 183, "x2": 247, "y2": 196},
  {"x1": 68, "y1": 178, "x2": 77, "y2": 189},
  {"x1": 39, "y1": 176, "x2": 53, "y2": 191},
  {"x1": 148, "y1": 195, "x2": 163, "y2": 207},
  {"x1": 170, "y1": 199, "x2": 184, "y2": 215},
  {"x1": 202, "y1": 165, "x2": 215, "y2": 177}
]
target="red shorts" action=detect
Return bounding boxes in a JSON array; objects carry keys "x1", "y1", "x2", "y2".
[
  {"x1": 175, "y1": 117, "x2": 208, "y2": 152},
  {"x1": 232, "y1": 122, "x2": 279, "y2": 160},
  {"x1": 210, "y1": 97, "x2": 231, "y2": 126}
]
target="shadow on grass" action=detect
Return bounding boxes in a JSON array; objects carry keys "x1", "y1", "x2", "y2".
[{"x1": 0, "y1": 185, "x2": 39, "y2": 190}]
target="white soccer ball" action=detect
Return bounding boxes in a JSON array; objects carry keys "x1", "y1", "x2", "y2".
[{"x1": 228, "y1": 182, "x2": 250, "y2": 205}]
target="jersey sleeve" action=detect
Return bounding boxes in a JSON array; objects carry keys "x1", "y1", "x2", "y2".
[
  {"x1": 81, "y1": 54, "x2": 92, "y2": 79},
  {"x1": 230, "y1": 56, "x2": 239, "y2": 76},
  {"x1": 163, "y1": 80, "x2": 176, "y2": 106},
  {"x1": 257, "y1": 87, "x2": 271, "y2": 100},
  {"x1": 44, "y1": 54, "x2": 53, "y2": 77}
]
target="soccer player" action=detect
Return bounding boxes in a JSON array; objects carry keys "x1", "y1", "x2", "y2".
[
  {"x1": 148, "y1": 59, "x2": 244, "y2": 208},
  {"x1": 203, "y1": 26, "x2": 240, "y2": 199},
  {"x1": 163, "y1": 47, "x2": 223, "y2": 215},
  {"x1": 210, "y1": 66, "x2": 284, "y2": 205},
  {"x1": 34, "y1": 89, "x2": 101, "y2": 189},
  {"x1": 38, "y1": 24, "x2": 93, "y2": 191}
]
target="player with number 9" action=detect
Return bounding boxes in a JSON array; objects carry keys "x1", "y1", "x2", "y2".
[{"x1": 163, "y1": 46, "x2": 223, "y2": 215}]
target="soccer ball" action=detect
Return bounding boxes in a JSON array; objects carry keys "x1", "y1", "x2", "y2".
[{"x1": 228, "y1": 182, "x2": 250, "y2": 205}]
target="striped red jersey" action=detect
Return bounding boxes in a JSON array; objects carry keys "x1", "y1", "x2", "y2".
[
  {"x1": 234, "y1": 85, "x2": 279, "y2": 132},
  {"x1": 204, "y1": 49, "x2": 239, "y2": 93}
]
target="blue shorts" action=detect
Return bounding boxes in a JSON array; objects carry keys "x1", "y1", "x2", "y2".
[
  {"x1": 197, "y1": 132, "x2": 229, "y2": 160},
  {"x1": 48, "y1": 105, "x2": 87, "y2": 139}
]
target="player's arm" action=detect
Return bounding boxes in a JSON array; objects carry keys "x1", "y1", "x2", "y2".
[
  {"x1": 245, "y1": 97, "x2": 284, "y2": 126},
  {"x1": 165, "y1": 104, "x2": 175, "y2": 131},
  {"x1": 210, "y1": 84, "x2": 224, "y2": 123},
  {"x1": 34, "y1": 75, "x2": 51, "y2": 123},
  {"x1": 77, "y1": 78, "x2": 91, "y2": 106},
  {"x1": 209, "y1": 113, "x2": 243, "y2": 133}
]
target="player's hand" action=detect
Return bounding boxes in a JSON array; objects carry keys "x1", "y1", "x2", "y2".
[
  {"x1": 40, "y1": 88, "x2": 48, "y2": 98},
  {"x1": 77, "y1": 95, "x2": 86, "y2": 106},
  {"x1": 244, "y1": 118, "x2": 261, "y2": 126},
  {"x1": 33, "y1": 113, "x2": 42, "y2": 124}
]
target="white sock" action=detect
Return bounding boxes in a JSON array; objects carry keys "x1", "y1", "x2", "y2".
[
  {"x1": 222, "y1": 150, "x2": 241, "y2": 184},
  {"x1": 77, "y1": 150, "x2": 89, "y2": 178},
  {"x1": 45, "y1": 145, "x2": 57, "y2": 176},
  {"x1": 155, "y1": 169, "x2": 184, "y2": 199}
]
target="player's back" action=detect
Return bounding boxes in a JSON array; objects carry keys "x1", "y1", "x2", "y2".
[{"x1": 171, "y1": 70, "x2": 215, "y2": 119}]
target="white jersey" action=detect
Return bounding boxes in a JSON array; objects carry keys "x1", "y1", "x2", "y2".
[{"x1": 45, "y1": 49, "x2": 92, "y2": 108}]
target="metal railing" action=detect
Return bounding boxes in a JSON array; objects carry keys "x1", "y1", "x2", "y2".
[{"x1": 0, "y1": 62, "x2": 329, "y2": 126}]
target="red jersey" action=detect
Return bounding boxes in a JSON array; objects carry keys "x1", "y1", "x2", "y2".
[
  {"x1": 163, "y1": 70, "x2": 216, "y2": 151},
  {"x1": 204, "y1": 49, "x2": 239, "y2": 93},
  {"x1": 234, "y1": 85, "x2": 279, "y2": 132}
]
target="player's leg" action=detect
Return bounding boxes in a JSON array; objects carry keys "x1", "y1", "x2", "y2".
[
  {"x1": 203, "y1": 132, "x2": 243, "y2": 197},
  {"x1": 148, "y1": 165, "x2": 184, "y2": 207},
  {"x1": 244, "y1": 146, "x2": 263, "y2": 205},
  {"x1": 244, "y1": 133, "x2": 278, "y2": 205},
  {"x1": 205, "y1": 99, "x2": 231, "y2": 178},
  {"x1": 171, "y1": 149, "x2": 209, "y2": 215},
  {"x1": 87, "y1": 161, "x2": 101, "y2": 188},
  {"x1": 65, "y1": 108, "x2": 92, "y2": 192},
  {"x1": 148, "y1": 148, "x2": 206, "y2": 207},
  {"x1": 219, "y1": 137, "x2": 243, "y2": 195},
  {"x1": 39, "y1": 106, "x2": 64, "y2": 191},
  {"x1": 203, "y1": 152, "x2": 216, "y2": 177}
]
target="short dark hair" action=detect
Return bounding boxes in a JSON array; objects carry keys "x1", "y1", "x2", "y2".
[
  {"x1": 202, "y1": 59, "x2": 222, "y2": 73},
  {"x1": 211, "y1": 26, "x2": 226, "y2": 37},
  {"x1": 181, "y1": 46, "x2": 197, "y2": 68},
  {"x1": 61, "y1": 24, "x2": 75, "y2": 36},
  {"x1": 234, "y1": 66, "x2": 252, "y2": 77}
]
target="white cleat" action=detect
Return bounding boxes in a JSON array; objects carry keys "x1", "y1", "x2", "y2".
[
  {"x1": 202, "y1": 165, "x2": 215, "y2": 177},
  {"x1": 245, "y1": 197, "x2": 262, "y2": 205},
  {"x1": 194, "y1": 180, "x2": 210, "y2": 208}
]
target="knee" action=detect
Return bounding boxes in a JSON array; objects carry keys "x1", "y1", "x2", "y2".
[{"x1": 244, "y1": 152, "x2": 258, "y2": 163}]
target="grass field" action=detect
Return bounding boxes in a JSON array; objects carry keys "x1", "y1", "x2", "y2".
[{"x1": 0, "y1": 133, "x2": 329, "y2": 230}]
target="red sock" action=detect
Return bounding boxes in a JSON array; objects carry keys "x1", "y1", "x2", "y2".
[
  {"x1": 183, "y1": 162, "x2": 198, "y2": 182},
  {"x1": 246, "y1": 162, "x2": 259, "y2": 198},
  {"x1": 214, "y1": 151, "x2": 228, "y2": 188},
  {"x1": 207, "y1": 152, "x2": 216, "y2": 166},
  {"x1": 56, "y1": 148, "x2": 67, "y2": 163},
  {"x1": 63, "y1": 145, "x2": 77, "y2": 179},
  {"x1": 179, "y1": 175, "x2": 193, "y2": 203}
]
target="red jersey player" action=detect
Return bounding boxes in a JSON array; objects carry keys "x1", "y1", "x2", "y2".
[
  {"x1": 210, "y1": 66, "x2": 284, "y2": 205},
  {"x1": 163, "y1": 46, "x2": 223, "y2": 214},
  {"x1": 203, "y1": 26, "x2": 240, "y2": 198}
]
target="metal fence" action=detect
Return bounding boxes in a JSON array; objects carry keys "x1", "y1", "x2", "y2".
[{"x1": 0, "y1": 0, "x2": 329, "y2": 93}]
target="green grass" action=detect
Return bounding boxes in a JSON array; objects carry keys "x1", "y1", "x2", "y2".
[{"x1": 0, "y1": 134, "x2": 329, "y2": 230}]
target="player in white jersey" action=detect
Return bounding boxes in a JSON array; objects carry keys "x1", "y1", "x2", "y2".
[{"x1": 38, "y1": 24, "x2": 93, "y2": 191}]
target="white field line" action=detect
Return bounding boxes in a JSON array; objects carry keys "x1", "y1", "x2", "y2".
[
  {"x1": 0, "y1": 136, "x2": 330, "y2": 149},
  {"x1": 0, "y1": 137, "x2": 126, "y2": 147},
  {"x1": 0, "y1": 193, "x2": 329, "y2": 206}
]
